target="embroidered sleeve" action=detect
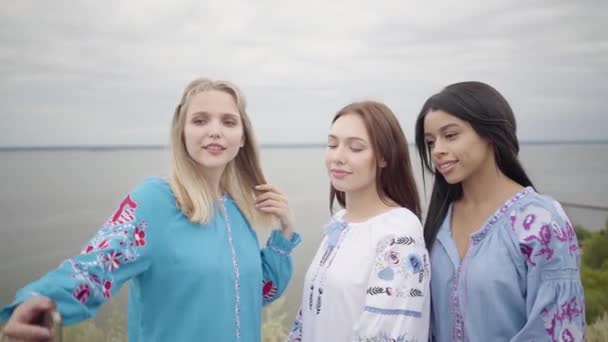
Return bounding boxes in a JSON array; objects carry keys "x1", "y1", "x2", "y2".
[
  {"x1": 0, "y1": 180, "x2": 158, "y2": 325},
  {"x1": 287, "y1": 307, "x2": 303, "y2": 342},
  {"x1": 353, "y1": 225, "x2": 431, "y2": 342},
  {"x1": 260, "y1": 230, "x2": 302, "y2": 305},
  {"x1": 509, "y1": 200, "x2": 585, "y2": 342}
]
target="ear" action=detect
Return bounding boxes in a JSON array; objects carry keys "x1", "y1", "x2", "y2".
[{"x1": 379, "y1": 158, "x2": 387, "y2": 168}]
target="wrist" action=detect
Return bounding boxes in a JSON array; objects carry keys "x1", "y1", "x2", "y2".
[{"x1": 280, "y1": 226, "x2": 294, "y2": 240}]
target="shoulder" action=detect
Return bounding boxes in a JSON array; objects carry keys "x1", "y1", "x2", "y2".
[
  {"x1": 509, "y1": 190, "x2": 573, "y2": 238},
  {"x1": 133, "y1": 177, "x2": 172, "y2": 195},
  {"x1": 508, "y1": 190, "x2": 579, "y2": 267},
  {"x1": 377, "y1": 207, "x2": 423, "y2": 235},
  {"x1": 373, "y1": 207, "x2": 425, "y2": 248},
  {"x1": 128, "y1": 177, "x2": 176, "y2": 213}
]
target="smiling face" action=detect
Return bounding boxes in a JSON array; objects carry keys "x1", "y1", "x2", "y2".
[
  {"x1": 183, "y1": 89, "x2": 244, "y2": 177},
  {"x1": 423, "y1": 109, "x2": 494, "y2": 184},
  {"x1": 325, "y1": 112, "x2": 378, "y2": 195}
]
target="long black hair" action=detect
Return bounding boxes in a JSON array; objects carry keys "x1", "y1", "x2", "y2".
[{"x1": 414, "y1": 81, "x2": 534, "y2": 249}]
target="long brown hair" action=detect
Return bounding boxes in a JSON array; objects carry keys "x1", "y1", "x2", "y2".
[{"x1": 329, "y1": 101, "x2": 421, "y2": 219}]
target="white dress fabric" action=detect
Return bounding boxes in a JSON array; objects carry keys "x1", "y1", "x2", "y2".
[{"x1": 288, "y1": 207, "x2": 430, "y2": 342}]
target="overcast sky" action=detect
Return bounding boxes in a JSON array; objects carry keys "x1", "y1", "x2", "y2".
[{"x1": 0, "y1": 0, "x2": 606, "y2": 146}]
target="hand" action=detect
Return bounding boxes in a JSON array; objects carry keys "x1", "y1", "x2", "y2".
[
  {"x1": 2, "y1": 296, "x2": 55, "y2": 341},
  {"x1": 254, "y1": 184, "x2": 295, "y2": 239}
]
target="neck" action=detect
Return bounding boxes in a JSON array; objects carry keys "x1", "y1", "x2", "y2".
[
  {"x1": 199, "y1": 167, "x2": 225, "y2": 199},
  {"x1": 344, "y1": 184, "x2": 395, "y2": 222},
  {"x1": 460, "y1": 158, "x2": 523, "y2": 207}
]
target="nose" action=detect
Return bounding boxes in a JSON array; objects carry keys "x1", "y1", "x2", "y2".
[
  {"x1": 431, "y1": 138, "x2": 447, "y2": 158},
  {"x1": 330, "y1": 145, "x2": 347, "y2": 165},
  {"x1": 207, "y1": 119, "x2": 222, "y2": 139}
]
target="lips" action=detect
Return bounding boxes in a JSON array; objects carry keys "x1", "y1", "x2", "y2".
[
  {"x1": 204, "y1": 143, "x2": 226, "y2": 151},
  {"x1": 330, "y1": 169, "x2": 352, "y2": 179},
  {"x1": 436, "y1": 160, "x2": 457, "y2": 175}
]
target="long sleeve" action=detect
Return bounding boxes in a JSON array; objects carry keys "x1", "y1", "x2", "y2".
[
  {"x1": 510, "y1": 199, "x2": 586, "y2": 341},
  {"x1": 260, "y1": 230, "x2": 302, "y2": 305},
  {"x1": 0, "y1": 179, "x2": 160, "y2": 325},
  {"x1": 287, "y1": 307, "x2": 303, "y2": 342},
  {"x1": 352, "y1": 221, "x2": 430, "y2": 342}
]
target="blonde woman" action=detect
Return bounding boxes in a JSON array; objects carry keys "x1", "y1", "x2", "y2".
[{"x1": 0, "y1": 78, "x2": 301, "y2": 342}]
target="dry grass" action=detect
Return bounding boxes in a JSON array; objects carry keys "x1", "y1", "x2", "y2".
[
  {"x1": 1, "y1": 297, "x2": 291, "y2": 342},
  {"x1": 587, "y1": 312, "x2": 608, "y2": 342}
]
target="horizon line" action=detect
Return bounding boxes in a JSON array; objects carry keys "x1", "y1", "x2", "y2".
[{"x1": 1, "y1": 140, "x2": 607, "y2": 151}]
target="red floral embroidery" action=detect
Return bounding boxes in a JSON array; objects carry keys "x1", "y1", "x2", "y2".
[
  {"x1": 103, "y1": 280, "x2": 113, "y2": 299},
  {"x1": 104, "y1": 250, "x2": 123, "y2": 271},
  {"x1": 88, "y1": 273, "x2": 101, "y2": 286},
  {"x1": 83, "y1": 239, "x2": 111, "y2": 254},
  {"x1": 134, "y1": 226, "x2": 146, "y2": 246},
  {"x1": 105, "y1": 195, "x2": 138, "y2": 227},
  {"x1": 263, "y1": 280, "x2": 278, "y2": 300},
  {"x1": 71, "y1": 192, "x2": 147, "y2": 304},
  {"x1": 73, "y1": 284, "x2": 91, "y2": 304}
]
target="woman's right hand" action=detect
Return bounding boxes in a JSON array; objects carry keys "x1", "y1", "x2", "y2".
[{"x1": 2, "y1": 296, "x2": 56, "y2": 341}]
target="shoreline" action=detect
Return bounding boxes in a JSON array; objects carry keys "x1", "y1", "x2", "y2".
[{"x1": 1, "y1": 140, "x2": 607, "y2": 152}]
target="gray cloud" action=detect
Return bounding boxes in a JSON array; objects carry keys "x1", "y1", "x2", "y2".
[{"x1": 0, "y1": 0, "x2": 606, "y2": 146}]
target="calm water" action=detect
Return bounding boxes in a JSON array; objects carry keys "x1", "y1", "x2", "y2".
[{"x1": 1, "y1": 144, "x2": 607, "y2": 326}]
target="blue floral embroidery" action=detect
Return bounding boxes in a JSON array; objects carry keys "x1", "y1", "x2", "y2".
[
  {"x1": 355, "y1": 331, "x2": 417, "y2": 342},
  {"x1": 407, "y1": 254, "x2": 422, "y2": 274},
  {"x1": 378, "y1": 267, "x2": 394, "y2": 281}
]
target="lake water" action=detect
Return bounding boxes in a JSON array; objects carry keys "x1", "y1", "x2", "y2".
[{"x1": 1, "y1": 144, "x2": 607, "y2": 331}]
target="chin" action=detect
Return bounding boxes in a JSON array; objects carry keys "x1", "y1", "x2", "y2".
[
  {"x1": 441, "y1": 173, "x2": 465, "y2": 185},
  {"x1": 330, "y1": 182, "x2": 351, "y2": 193},
  {"x1": 194, "y1": 159, "x2": 229, "y2": 171}
]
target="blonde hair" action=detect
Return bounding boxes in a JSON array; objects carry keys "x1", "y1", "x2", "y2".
[{"x1": 170, "y1": 78, "x2": 273, "y2": 229}]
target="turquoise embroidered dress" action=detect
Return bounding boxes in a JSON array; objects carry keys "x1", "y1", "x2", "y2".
[{"x1": 0, "y1": 177, "x2": 301, "y2": 342}]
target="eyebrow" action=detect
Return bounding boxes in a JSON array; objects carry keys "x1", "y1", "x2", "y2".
[
  {"x1": 424, "y1": 123, "x2": 460, "y2": 138},
  {"x1": 327, "y1": 134, "x2": 368, "y2": 143},
  {"x1": 189, "y1": 111, "x2": 240, "y2": 119}
]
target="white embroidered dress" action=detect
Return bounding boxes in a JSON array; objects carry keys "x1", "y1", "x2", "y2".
[{"x1": 289, "y1": 207, "x2": 430, "y2": 342}]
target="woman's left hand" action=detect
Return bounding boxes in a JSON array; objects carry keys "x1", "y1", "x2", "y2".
[{"x1": 254, "y1": 184, "x2": 295, "y2": 239}]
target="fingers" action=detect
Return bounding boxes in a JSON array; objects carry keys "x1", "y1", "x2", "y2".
[
  {"x1": 255, "y1": 191, "x2": 288, "y2": 205},
  {"x1": 254, "y1": 184, "x2": 284, "y2": 196},
  {"x1": 254, "y1": 184, "x2": 288, "y2": 206},
  {"x1": 14, "y1": 297, "x2": 55, "y2": 324},
  {"x1": 254, "y1": 184, "x2": 295, "y2": 231},
  {"x1": 256, "y1": 206, "x2": 284, "y2": 215},
  {"x1": 3, "y1": 297, "x2": 55, "y2": 341},
  {"x1": 255, "y1": 199, "x2": 285, "y2": 210},
  {"x1": 4, "y1": 321, "x2": 52, "y2": 341}
]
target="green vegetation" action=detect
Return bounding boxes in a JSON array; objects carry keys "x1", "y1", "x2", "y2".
[{"x1": 577, "y1": 218, "x2": 608, "y2": 327}]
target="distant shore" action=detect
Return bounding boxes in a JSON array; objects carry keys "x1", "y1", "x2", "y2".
[{"x1": 1, "y1": 140, "x2": 607, "y2": 152}]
